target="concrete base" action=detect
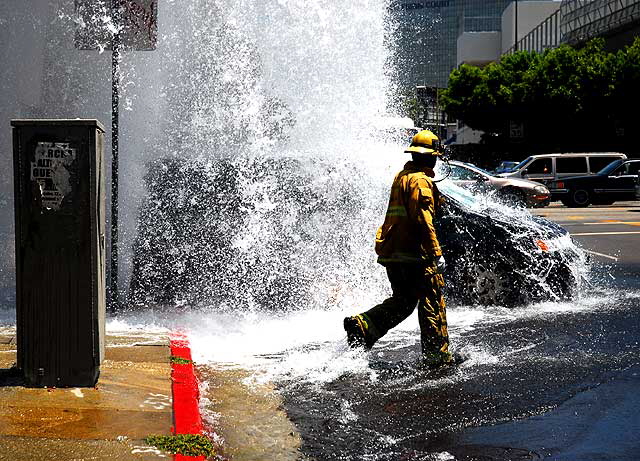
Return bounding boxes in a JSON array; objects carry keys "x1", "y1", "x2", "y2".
[{"x1": 0, "y1": 329, "x2": 172, "y2": 461}]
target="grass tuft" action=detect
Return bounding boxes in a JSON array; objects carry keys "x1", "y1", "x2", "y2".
[
  {"x1": 170, "y1": 355, "x2": 193, "y2": 365},
  {"x1": 145, "y1": 434, "x2": 216, "y2": 457}
]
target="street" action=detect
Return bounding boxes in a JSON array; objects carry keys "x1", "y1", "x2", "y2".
[
  {"x1": 534, "y1": 201, "x2": 640, "y2": 263},
  {"x1": 534, "y1": 201, "x2": 640, "y2": 287},
  {"x1": 191, "y1": 200, "x2": 640, "y2": 461}
]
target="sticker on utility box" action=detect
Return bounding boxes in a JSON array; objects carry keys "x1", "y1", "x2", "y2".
[{"x1": 31, "y1": 142, "x2": 77, "y2": 211}]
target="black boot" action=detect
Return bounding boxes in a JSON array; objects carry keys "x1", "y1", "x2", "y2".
[{"x1": 343, "y1": 316, "x2": 372, "y2": 349}]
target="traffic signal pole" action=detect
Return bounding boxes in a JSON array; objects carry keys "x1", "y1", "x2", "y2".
[{"x1": 109, "y1": 0, "x2": 121, "y2": 311}]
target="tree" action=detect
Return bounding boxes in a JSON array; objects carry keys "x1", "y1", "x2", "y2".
[
  {"x1": 609, "y1": 37, "x2": 640, "y2": 137},
  {"x1": 440, "y1": 38, "x2": 635, "y2": 148},
  {"x1": 395, "y1": 86, "x2": 423, "y2": 125}
]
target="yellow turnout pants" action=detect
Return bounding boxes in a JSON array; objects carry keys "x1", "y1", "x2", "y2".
[{"x1": 357, "y1": 263, "x2": 451, "y2": 364}]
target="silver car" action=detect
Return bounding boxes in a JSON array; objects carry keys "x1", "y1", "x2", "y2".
[{"x1": 446, "y1": 160, "x2": 551, "y2": 207}]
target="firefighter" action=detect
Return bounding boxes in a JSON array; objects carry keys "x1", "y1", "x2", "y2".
[{"x1": 344, "y1": 129, "x2": 454, "y2": 367}]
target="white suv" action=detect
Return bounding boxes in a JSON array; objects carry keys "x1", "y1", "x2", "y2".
[{"x1": 497, "y1": 153, "x2": 627, "y2": 184}]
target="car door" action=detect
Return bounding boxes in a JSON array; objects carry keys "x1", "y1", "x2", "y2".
[
  {"x1": 521, "y1": 157, "x2": 554, "y2": 184},
  {"x1": 623, "y1": 161, "x2": 640, "y2": 200},
  {"x1": 603, "y1": 161, "x2": 640, "y2": 200}
]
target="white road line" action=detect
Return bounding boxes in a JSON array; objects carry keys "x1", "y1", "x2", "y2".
[
  {"x1": 559, "y1": 222, "x2": 640, "y2": 225},
  {"x1": 581, "y1": 249, "x2": 619, "y2": 262},
  {"x1": 581, "y1": 222, "x2": 640, "y2": 225},
  {"x1": 571, "y1": 231, "x2": 640, "y2": 236}
]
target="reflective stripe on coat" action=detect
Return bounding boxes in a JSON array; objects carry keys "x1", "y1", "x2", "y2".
[{"x1": 375, "y1": 161, "x2": 443, "y2": 265}]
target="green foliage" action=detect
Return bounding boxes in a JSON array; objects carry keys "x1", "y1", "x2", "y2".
[
  {"x1": 610, "y1": 37, "x2": 640, "y2": 132},
  {"x1": 395, "y1": 86, "x2": 422, "y2": 123},
  {"x1": 440, "y1": 38, "x2": 640, "y2": 145},
  {"x1": 170, "y1": 355, "x2": 193, "y2": 365},
  {"x1": 145, "y1": 434, "x2": 216, "y2": 457}
]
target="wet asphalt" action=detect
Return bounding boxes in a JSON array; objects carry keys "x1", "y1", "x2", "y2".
[{"x1": 279, "y1": 202, "x2": 640, "y2": 461}]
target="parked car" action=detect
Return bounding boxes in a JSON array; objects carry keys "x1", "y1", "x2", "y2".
[
  {"x1": 446, "y1": 160, "x2": 550, "y2": 207},
  {"x1": 548, "y1": 159, "x2": 640, "y2": 207},
  {"x1": 437, "y1": 180, "x2": 584, "y2": 306},
  {"x1": 497, "y1": 153, "x2": 627, "y2": 189},
  {"x1": 493, "y1": 160, "x2": 518, "y2": 174}
]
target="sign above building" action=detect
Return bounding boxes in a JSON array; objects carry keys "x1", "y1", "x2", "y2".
[
  {"x1": 74, "y1": 0, "x2": 158, "y2": 51},
  {"x1": 397, "y1": 1, "x2": 451, "y2": 10},
  {"x1": 509, "y1": 120, "x2": 524, "y2": 140}
]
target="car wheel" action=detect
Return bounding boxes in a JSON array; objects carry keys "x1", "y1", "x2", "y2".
[
  {"x1": 468, "y1": 261, "x2": 521, "y2": 307},
  {"x1": 566, "y1": 189, "x2": 591, "y2": 207},
  {"x1": 499, "y1": 187, "x2": 526, "y2": 208}
]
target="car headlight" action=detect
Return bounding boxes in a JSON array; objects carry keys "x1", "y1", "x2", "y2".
[{"x1": 534, "y1": 185, "x2": 549, "y2": 194}]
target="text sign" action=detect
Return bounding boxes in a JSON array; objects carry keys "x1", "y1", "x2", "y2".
[
  {"x1": 509, "y1": 120, "x2": 524, "y2": 139},
  {"x1": 31, "y1": 142, "x2": 77, "y2": 211},
  {"x1": 75, "y1": 0, "x2": 158, "y2": 51}
]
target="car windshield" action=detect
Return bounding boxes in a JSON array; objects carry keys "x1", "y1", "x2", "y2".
[
  {"x1": 512, "y1": 156, "x2": 532, "y2": 172},
  {"x1": 497, "y1": 161, "x2": 517, "y2": 172},
  {"x1": 597, "y1": 159, "x2": 624, "y2": 175},
  {"x1": 436, "y1": 162, "x2": 533, "y2": 223},
  {"x1": 438, "y1": 179, "x2": 480, "y2": 209},
  {"x1": 465, "y1": 163, "x2": 493, "y2": 177},
  {"x1": 436, "y1": 164, "x2": 486, "y2": 210}
]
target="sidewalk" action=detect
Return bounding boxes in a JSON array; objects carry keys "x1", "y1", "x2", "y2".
[{"x1": 0, "y1": 328, "x2": 173, "y2": 461}]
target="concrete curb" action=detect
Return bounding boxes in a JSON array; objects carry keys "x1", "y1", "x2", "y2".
[{"x1": 170, "y1": 333, "x2": 206, "y2": 461}]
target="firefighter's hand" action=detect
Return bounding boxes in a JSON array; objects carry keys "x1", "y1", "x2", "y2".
[{"x1": 437, "y1": 255, "x2": 446, "y2": 273}]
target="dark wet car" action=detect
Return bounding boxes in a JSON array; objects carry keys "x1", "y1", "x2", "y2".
[
  {"x1": 128, "y1": 157, "x2": 585, "y2": 309},
  {"x1": 549, "y1": 159, "x2": 640, "y2": 207},
  {"x1": 436, "y1": 180, "x2": 585, "y2": 306}
]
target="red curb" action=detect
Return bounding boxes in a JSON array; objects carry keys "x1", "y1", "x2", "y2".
[{"x1": 170, "y1": 333, "x2": 206, "y2": 461}]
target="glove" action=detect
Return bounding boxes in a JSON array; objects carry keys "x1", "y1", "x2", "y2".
[{"x1": 436, "y1": 255, "x2": 446, "y2": 273}]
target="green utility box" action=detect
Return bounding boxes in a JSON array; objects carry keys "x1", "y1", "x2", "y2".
[{"x1": 12, "y1": 119, "x2": 106, "y2": 387}]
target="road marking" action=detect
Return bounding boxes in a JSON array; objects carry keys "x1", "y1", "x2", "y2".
[
  {"x1": 567, "y1": 216, "x2": 585, "y2": 220},
  {"x1": 578, "y1": 221, "x2": 640, "y2": 226},
  {"x1": 571, "y1": 231, "x2": 640, "y2": 236},
  {"x1": 581, "y1": 249, "x2": 619, "y2": 262}
]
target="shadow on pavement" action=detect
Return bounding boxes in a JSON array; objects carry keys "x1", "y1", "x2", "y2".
[{"x1": 0, "y1": 367, "x2": 23, "y2": 387}]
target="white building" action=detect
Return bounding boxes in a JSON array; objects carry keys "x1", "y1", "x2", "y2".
[{"x1": 455, "y1": 0, "x2": 562, "y2": 144}]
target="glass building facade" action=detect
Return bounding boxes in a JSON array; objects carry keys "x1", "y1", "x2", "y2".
[
  {"x1": 560, "y1": 0, "x2": 640, "y2": 45},
  {"x1": 391, "y1": 1, "x2": 461, "y2": 89},
  {"x1": 391, "y1": 0, "x2": 514, "y2": 89}
]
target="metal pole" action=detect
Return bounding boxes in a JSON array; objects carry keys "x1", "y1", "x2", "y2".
[
  {"x1": 514, "y1": 0, "x2": 519, "y2": 51},
  {"x1": 109, "y1": 0, "x2": 121, "y2": 311},
  {"x1": 436, "y1": 87, "x2": 441, "y2": 140}
]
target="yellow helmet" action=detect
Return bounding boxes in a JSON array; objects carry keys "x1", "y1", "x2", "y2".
[{"x1": 404, "y1": 129, "x2": 443, "y2": 156}]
